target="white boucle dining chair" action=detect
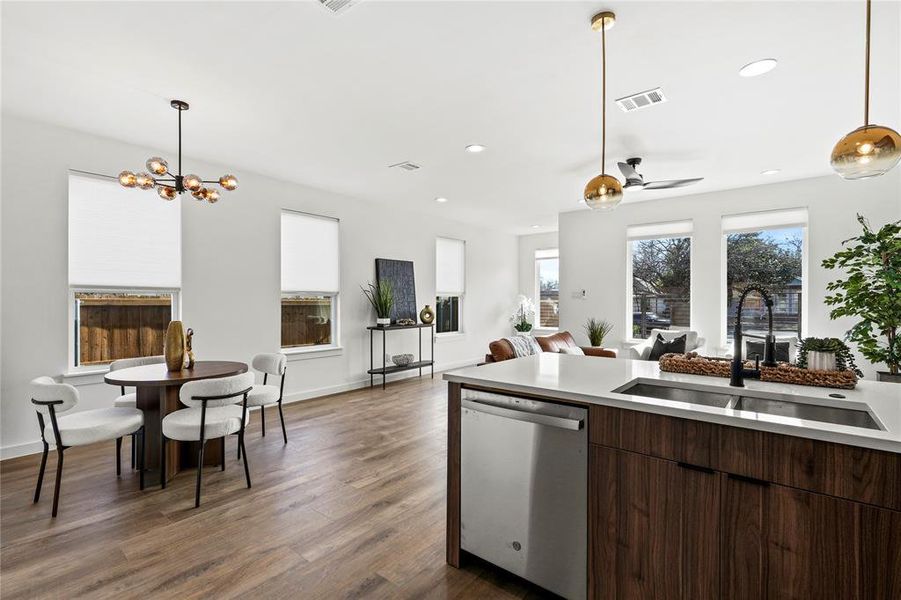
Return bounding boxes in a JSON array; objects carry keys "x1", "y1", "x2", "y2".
[
  {"x1": 160, "y1": 371, "x2": 254, "y2": 508},
  {"x1": 109, "y1": 355, "x2": 165, "y2": 469},
  {"x1": 29, "y1": 376, "x2": 145, "y2": 518},
  {"x1": 243, "y1": 353, "x2": 288, "y2": 447}
]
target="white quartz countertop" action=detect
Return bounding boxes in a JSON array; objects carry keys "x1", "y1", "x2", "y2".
[{"x1": 444, "y1": 354, "x2": 901, "y2": 453}]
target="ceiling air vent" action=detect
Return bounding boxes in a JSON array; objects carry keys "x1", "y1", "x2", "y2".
[
  {"x1": 388, "y1": 161, "x2": 421, "y2": 171},
  {"x1": 318, "y1": 0, "x2": 361, "y2": 15},
  {"x1": 615, "y1": 87, "x2": 667, "y2": 113}
]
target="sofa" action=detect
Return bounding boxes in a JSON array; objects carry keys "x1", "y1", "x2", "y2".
[
  {"x1": 484, "y1": 331, "x2": 617, "y2": 363},
  {"x1": 626, "y1": 328, "x2": 706, "y2": 360}
]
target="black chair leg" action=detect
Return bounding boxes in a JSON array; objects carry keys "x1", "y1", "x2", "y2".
[
  {"x1": 116, "y1": 437, "x2": 122, "y2": 477},
  {"x1": 278, "y1": 400, "x2": 287, "y2": 444},
  {"x1": 261, "y1": 405, "x2": 266, "y2": 437},
  {"x1": 220, "y1": 437, "x2": 225, "y2": 472},
  {"x1": 34, "y1": 442, "x2": 49, "y2": 503},
  {"x1": 239, "y1": 433, "x2": 251, "y2": 489},
  {"x1": 195, "y1": 439, "x2": 205, "y2": 508},
  {"x1": 51, "y1": 449, "x2": 64, "y2": 518},
  {"x1": 160, "y1": 435, "x2": 167, "y2": 490},
  {"x1": 237, "y1": 438, "x2": 241, "y2": 460},
  {"x1": 130, "y1": 433, "x2": 136, "y2": 470},
  {"x1": 139, "y1": 428, "x2": 146, "y2": 491}
]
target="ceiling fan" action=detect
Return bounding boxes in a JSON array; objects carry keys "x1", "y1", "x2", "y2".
[{"x1": 617, "y1": 157, "x2": 703, "y2": 190}]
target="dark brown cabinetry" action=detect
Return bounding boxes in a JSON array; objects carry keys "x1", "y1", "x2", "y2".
[{"x1": 588, "y1": 405, "x2": 901, "y2": 600}]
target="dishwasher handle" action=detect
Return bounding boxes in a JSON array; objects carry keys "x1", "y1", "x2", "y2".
[{"x1": 462, "y1": 399, "x2": 584, "y2": 431}]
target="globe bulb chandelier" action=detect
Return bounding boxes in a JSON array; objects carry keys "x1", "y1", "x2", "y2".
[
  {"x1": 584, "y1": 10, "x2": 623, "y2": 211},
  {"x1": 830, "y1": 0, "x2": 901, "y2": 180},
  {"x1": 117, "y1": 100, "x2": 238, "y2": 203}
]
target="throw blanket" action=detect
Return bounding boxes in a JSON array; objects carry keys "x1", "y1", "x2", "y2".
[{"x1": 505, "y1": 335, "x2": 542, "y2": 358}]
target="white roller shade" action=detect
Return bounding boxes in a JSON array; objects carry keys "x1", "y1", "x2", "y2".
[
  {"x1": 626, "y1": 220, "x2": 693, "y2": 240},
  {"x1": 68, "y1": 172, "x2": 181, "y2": 288},
  {"x1": 535, "y1": 248, "x2": 558, "y2": 259},
  {"x1": 436, "y1": 237, "x2": 465, "y2": 296},
  {"x1": 281, "y1": 211, "x2": 340, "y2": 293},
  {"x1": 722, "y1": 208, "x2": 808, "y2": 233}
]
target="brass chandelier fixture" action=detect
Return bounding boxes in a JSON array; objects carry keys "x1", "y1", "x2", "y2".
[
  {"x1": 830, "y1": 0, "x2": 900, "y2": 179},
  {"x1": 583, "y1": 10, "x2": 622, "y2": 211},
  {"x1": 117, "y1": 100, "x2": 238, "y2": 203}
]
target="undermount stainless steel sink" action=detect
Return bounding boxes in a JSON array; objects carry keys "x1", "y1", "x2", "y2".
[{"x1": 614, "y1": 380, "x2": 882, "y2": 430}]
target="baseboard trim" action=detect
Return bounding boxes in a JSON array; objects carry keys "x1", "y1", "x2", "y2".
[{"x1": 0, "y1": 358, "x2": 479, "y2": 461}]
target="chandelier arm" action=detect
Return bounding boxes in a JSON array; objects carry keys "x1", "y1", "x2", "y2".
[{"x1": 864, "y1": 0, "x2": 871, "y2": 126}]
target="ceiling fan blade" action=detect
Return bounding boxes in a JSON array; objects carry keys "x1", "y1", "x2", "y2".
[
  {"x1": 642, "y1": 177, "x2": 704, "y2": 190},
  {"x1": 618, "y1": 161, "x2": 641, "y2": 181}
]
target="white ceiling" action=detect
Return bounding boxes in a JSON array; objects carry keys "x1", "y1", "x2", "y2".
[{"x1": 3, "y1": 1, "x2": 899, "y2": 234}]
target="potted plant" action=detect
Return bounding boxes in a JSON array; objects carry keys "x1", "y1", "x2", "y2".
[
  {"x1": 510, "y1": 295, "x2": 536, "y2": 335},
  {"x1": 584, "y1": 318, "x2": 613, "y2": 348},
  {"x1": 796, "y1": 337, "x2": 863, "y2": 377},
  {"x1": 362, "y1": 280, "x2": 394, "y2": 326},
  {"x1": 822, "y1": 215, "x2": 900, "y2": 382}
]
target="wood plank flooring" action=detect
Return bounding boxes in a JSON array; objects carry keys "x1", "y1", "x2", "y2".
[{"x1": 1, "y1": 374, "x2": 552, "y2": 599}]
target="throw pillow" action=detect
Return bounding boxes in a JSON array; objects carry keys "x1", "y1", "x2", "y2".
[
  {"x1": 559, "y1": 346, "x2": 585, "y2": 356},
  {"x1": 648, "y1": 333, "x2": 687, "y2": 361}
]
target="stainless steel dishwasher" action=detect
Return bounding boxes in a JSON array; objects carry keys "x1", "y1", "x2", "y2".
[{"x1": 461, "y1": 390, "x2": 587, "y2": 600}]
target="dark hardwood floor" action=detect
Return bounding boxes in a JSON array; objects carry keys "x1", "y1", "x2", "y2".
[{"x1": 1, "y1": 374, "x2": 551, "y2": 599}]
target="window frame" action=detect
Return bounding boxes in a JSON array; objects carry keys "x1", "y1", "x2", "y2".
[
  {"x1": 720, "y1": 209, "x2": 809, "y2": 350},
  {"x1": 280, "y1": 291, "x2": 341, "y2": 354},
  {"x1": 280, "y1": 209, "x2": 342, "y2": 354},
  {"x1": 435, "y1": 237, "x2": 466, "y2": 337},
  {"x1": 67, "y1": 286, "x2": 181, "y2": 374},
  {"x1": 625, "y1": 221, "x2": 694, "y2": 342},
  {"x1": 534, "y1": 248, "x2": 560, "y2": 331}
]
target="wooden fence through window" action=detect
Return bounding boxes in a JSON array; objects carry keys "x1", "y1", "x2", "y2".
[{"x1": 77, "y1": 295, "x2": 171, "y2": 366}]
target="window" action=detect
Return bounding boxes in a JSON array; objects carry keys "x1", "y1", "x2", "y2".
[
  {"x1": 627, "y1": 221, "x2": 693, "y2": 340},
  {"x1": 535, "y1": 249, "x2": 559, "y2": 328},
  {"x1": 723, "y1": 209, "x2": 807, "y2": 343},
  {"x1": 68, "y1": 172, "x2": 180, "y2": 369},
  {"x1": 281, "y1": 211, "x2": 340, "y2": 350},
  {"x1": 436, "y1": 237, "x2": 465, "y2": 334}
]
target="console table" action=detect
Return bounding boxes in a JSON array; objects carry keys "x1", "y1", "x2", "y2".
[{"x1": 367, "y1": 323, "x2": 434, "y2": 389}]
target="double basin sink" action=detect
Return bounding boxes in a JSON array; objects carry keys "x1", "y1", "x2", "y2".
[{"x1": 615, "y1": 380, "x2": 882, "y2": 430}]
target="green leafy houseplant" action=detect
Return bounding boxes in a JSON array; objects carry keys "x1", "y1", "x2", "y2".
[
  {"x1": 361, "y1": 280, "x2": 394, "y2": 322},
  {"x1": 822, "y1": 215, "x2": 900, "y2": 377},
  {"x1": 796, "y1": 337, "x2": 863, "y2": 378},
  {"x1": 584, "y1": 318, "x2": 613, "y2": 347}
]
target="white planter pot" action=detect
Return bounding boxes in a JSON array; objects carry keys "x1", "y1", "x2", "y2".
[
  {"x1": 808, "y1": 351, "x2": 837, "y2": 371},
  {"x1": 514, "y1": 330, "x2": 533, "y2": 337},
  {"x1": 376, "y1": 317, "x2": 391, "y2": 326}
]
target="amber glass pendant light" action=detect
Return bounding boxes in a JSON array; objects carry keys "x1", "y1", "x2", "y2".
[
  {"x1": 114, "y1": 100, "x2": 239, "y2": 202},
  {"x1": 584, "y1": 11, "x2": 623, "y2": 211},
  {"x1": 830, "y1": 0, "x2": 901, "y2": 179}
]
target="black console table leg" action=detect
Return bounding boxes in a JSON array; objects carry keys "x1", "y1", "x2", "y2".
[
  {"x1": 370, "y1": 329, "x2": 373, "y2": 388},
  {"x1": 382, "y1": 329, "x2": 387, "y2": 390},
  {"x1": 431, "y1": 325, "x2": 435, "y2": 379},
  {"x1": 419, "y1": 327, "x2": 423, "y2": 377}
]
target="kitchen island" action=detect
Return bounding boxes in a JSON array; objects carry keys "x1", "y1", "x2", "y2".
[{"x1": 444, "y1": 353, "x2": 901, "y2": 599}]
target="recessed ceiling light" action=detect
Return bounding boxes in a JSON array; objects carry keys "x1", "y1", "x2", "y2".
[
  {"x1": 760, "y1": 169, "x2": 781, "y2": 175},
  {"x1": 739, "y1": 58, "x2": 778, "y2": 78},
  {"x1": 531, "y1": 225, "x2": 541, "y2": 229},
  {"x1": 465, "y1": 144, "x2": 486, "y2": 153},
  {"x1": 435, "y1": 197, "x2": 448, "y2": 203}
]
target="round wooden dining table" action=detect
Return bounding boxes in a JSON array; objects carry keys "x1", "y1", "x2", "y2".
[{"x1": 104, "y1": 361, "x2": 248, "y2": 487}]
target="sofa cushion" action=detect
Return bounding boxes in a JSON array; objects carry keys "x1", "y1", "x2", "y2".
[
  {"x1": 649, "y1": 328, "x2": 698, "y2": 351},
  {"x1": 747, "y1": 340, "x2": 792, "y2": 362},
  {"x1": 488, "y1": 339, "x2": 516, "y2": 362},
  {"x1": 648, "y1": 333, "x2": 687, "y2": 361},
  {"x1": 536, "y1": 331, "x2": 577, "y2": 353},
  {"x1": 559, "y1": 346, "x2": 585, "y2": 356}
]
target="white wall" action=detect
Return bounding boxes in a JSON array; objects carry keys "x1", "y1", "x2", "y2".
[
  {"x1": 559, "y1": 173, "x2": 901, "y2": 378},
  {"x1": 0, "y1": 115, "x2": 518, "y2": 458}
]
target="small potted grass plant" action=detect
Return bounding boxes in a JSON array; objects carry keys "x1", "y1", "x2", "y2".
[
  {"x1": 362, "y1": 280, "x2": 394, "y2": 326},
  {"x1": 584, "y1": 318, "x2": 613, "y2": 348}
]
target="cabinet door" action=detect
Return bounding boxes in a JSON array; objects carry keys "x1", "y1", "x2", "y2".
[
  {"x1": 589, "y1": 446, "x2": 720, "y2": 600},
  {"x1": 720, "y1": 475, "x2": 767, "y2": 600}
]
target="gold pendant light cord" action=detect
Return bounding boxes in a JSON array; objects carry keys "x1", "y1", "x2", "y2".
[
  {"x1": 601, "y1": 21, "x2": 607, "y2": 174},
  {"x1": 864, "y1": 0, "x2": 871, "y2": 126}
]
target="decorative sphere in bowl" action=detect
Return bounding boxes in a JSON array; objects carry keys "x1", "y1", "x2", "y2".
[{"x1": 392, "y1": 353, "x2": 414, "y2": 367}]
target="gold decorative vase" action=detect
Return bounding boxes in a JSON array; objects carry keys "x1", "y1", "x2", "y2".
[
  {"x1": 164, "y1": 320, "x2": 186, "y2": 372},
  {"x1": 419, "y1": 305, "x2": 435, "y2": 325}
]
